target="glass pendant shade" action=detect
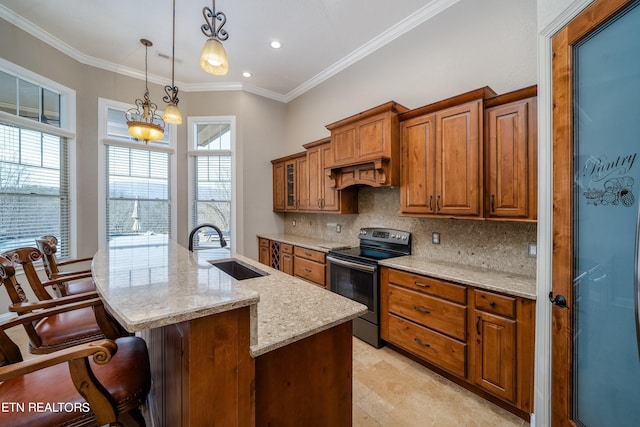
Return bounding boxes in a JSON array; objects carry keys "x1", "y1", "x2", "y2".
[
  {"x1": 200, "y1": 38, "x2": 229, "y2": 76},
  {"x1": 163, "y1": 103, "x2": 183, "y2": 125},
  {"x1": 127, "y1": 120, "x2": 165, "y2": 141}
]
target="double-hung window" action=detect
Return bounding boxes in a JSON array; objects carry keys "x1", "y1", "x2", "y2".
[
  {"x1": 98, "y1": 99, "x2": 176, "y2": 248},
  {"x1": 188, "y1": 117, "x2": 234, "y2": 251},
  {"x1": 0, "y1": 62, "x2": 75, "y2": 258}
]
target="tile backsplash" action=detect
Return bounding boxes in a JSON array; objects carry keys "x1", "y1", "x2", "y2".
[{"x1": 284, "y1": 187, "x2": 537, "y2": 277}]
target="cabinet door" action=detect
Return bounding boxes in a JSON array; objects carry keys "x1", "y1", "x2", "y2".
[
  {"x1": 306, "y1": 146, "x2": 323, "y2": 211},
  {"x1": 272, "y1": 162, "x2": 286, "y2": 211},
  {"x1": 331, "y1": 124, "x2": 357, "y2": 166},
  {"x1": 320, "y1": 143, "x2": 339, "y2": 211},
  {"x1": 473, "y1": 310, "x2": 516, "y2": 402},
  {"x1": 358, "y1": 116, "x2": 386, "y2": 159},
  {"x1": 436, "y1": 101, "x2": 481, "y2": 216},
  {"x1": 296, "y1": 157, "x2": 310, "y2": 210},
  {"x1": 285, "y1": 160, "x2": 297, "y2": 211},
  {"x1": 400, "y1": 114, "x2": 436, "y2": 214},
  {"x1": 281, "y1": 253, "x2": 294, "y2": 275},
  {"x1": 258, "y1": 238, "x2": 270, "y2": 266},
  {"x1": 485, "y1": 98, "x2": 536, "y2": 219}
]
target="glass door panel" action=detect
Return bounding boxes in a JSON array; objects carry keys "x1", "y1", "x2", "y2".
[{"x1": 573, "y1": 2, "x2": 640, "y2": 425}]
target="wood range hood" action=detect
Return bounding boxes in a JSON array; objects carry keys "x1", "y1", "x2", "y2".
[{"x1": 324, "y1": 101, "x2": 408, "y2": 190}]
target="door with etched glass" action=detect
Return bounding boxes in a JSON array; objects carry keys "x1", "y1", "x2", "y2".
[{"x1": 552, "y1": 0, "x2": 640, "y2": 425}]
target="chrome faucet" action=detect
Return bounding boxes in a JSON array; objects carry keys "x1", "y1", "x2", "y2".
[{"x1": 188, "y1": 223, "x2": 228, "y2": 251}]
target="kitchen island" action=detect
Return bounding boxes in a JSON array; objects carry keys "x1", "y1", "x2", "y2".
[{"x1": 91, "y1": 237, "x2": 366, "y2": 426}]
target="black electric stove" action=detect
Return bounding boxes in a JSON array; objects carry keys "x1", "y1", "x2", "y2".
[{"x1": 327, "y1": 228, "x2": 411, "y2": 347}]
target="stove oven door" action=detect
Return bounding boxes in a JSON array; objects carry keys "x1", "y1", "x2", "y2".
[{"x1": 327, "y1": 256, "x2": 378, "y2": 324}]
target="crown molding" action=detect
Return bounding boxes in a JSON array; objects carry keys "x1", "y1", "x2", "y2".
[
  {"x1": 1, "y1": 0, "x2": 460, "y2": 104},
  {"x1": 283, "y1": 0, "x2": 462, "y2": 102}
]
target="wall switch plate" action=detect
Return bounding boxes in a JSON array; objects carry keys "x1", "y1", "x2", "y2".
[
  {"x1": 292, "y1": 219, "x2": 296, "y2": 227},
  {"x1": 527, "y1": 242, "x2": 537, "y2": 258},
  {"x1": 336, "y1": 224, "x2": 341, "y2": 233},
  {"x1": 432, "y1": 232, "x2": 440, "y2": 244}
]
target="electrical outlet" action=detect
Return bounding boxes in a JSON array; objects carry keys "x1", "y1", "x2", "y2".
[
  {"x1": 432, "y1": 232, "x2": 440, "y2": 244},
  {"x1": 336, "y1": 224, "x2": 341, "y2": 233},
  {"x1": 292, "y1": 219, "x2": 296, "y2": 227},
  {"x1": 528, "y1": 242, "x2": 537, "y2": 258}
]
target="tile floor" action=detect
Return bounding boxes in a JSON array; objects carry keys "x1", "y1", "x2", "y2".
[
  {"x1": 352, "y1": 337, "x2": 529, "y2": 427},
  {"x1": 7, "y1": 325, "x2": 528, "y2": 426}
]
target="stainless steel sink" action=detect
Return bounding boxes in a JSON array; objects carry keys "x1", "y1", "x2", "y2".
[{"x1": 208, "y1": 259, "x2": 268, "y2": 280}]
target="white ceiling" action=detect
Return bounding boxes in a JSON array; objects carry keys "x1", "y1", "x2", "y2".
[{"x1": 0, "y1": 0, "x2": 461, "y2": 102}]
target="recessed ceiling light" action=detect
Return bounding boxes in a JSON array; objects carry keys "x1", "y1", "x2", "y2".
[
  {"x1": 242, "y1": 71, "x2": 252, "y2": 78},
  {"x1": 270, "y1": 41, "x2": 282, "y2": 49}
]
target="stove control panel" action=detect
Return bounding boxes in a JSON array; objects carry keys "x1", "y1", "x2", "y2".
[{"x1": 358, "y1": 228, "x2": 411, "y2": 244}]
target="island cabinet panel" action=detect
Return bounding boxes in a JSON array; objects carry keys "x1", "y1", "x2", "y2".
[
  {"x1": 380, "y1": 266, "x2": 536, "y2": 418},
  {"x1": 143, "y1": 307, "x2": 254, "y2": 427},
  {"x1": 484, "y1": 88, "x2": 538, "y2": 221},
  {"x1": 256, "y1": 322, "x2": 353, "y2": 426}
]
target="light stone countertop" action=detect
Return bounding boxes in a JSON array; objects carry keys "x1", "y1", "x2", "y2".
[
  {"x1": 92, "y1": 236, "x2": 366, "y2": 357},
  {"x1": 379, "y1": 256, "x2": 537, "y2": 300},
  {"x1": 257, "y1": 233, "x2": 352, "y2": 252}
]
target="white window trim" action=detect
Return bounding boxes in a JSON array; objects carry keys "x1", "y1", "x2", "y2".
[
  {"x1": 97, "y1": 97, "x2": 177, "y2": 249},
  {"x1": 187, "y1": 115, "x2": 237, "y2": 256},
  {"x1": 0, "y1": 58, "x2": 79, "y2": 259}
]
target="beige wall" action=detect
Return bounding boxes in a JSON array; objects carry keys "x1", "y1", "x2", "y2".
[
  {"x1": 284, "y1": 0, "x2": 538, "y2": 152},
  {"x1": 277, "y1": 0, "x2": 538, "y2": 276},
  {"x1": 0, "y1": 18, "x2": 286, "y2": 262}
]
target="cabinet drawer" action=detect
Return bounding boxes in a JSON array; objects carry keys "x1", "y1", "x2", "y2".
[
  {"x1": 259, "y1": 238, "x2": 270, "y2": 248},
  {"x1": 294, "y1": 257, "x2": 326, "y2": 287},
  {"x1": 388, "y1": 285, "x2": 466, "y2": 341},
  {"x1": 281, "y1": 243, "x2": 294, "y2": 254},
  {"x1": 388, "y1": 314, "x2": 466, "y2": 378},
  {"x1": 387, "y1": 269, "x2": 466, "y2": 304},
  {"x1": 294, "y1": 246, "x2": 326, "y2": 264},
  {"x1": 474, "y1": 290, "x2": 516, "y2": 318}
]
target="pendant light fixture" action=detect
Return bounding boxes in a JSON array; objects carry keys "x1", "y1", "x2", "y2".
[
  {"x1": 126, "y1": 39, "x2": 165, "y2": 143},
  {"x1": 163, "y1": 0, "x2": 182, "y2": 124},
  {"x1": 200, "y1": 0, "x2": 229, "y2": 76}
]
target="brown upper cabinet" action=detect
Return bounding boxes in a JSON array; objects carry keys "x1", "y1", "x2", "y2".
[
  {"x1": 303, "y1": 138, "x2": 358, "y2": 213},
  {"x1": 400, "y1": 88, "x2": 496, "y2": 217},
  {"x1": 272, "y1": 141, "x2": 357, "y2": 214},
  {"x1": 272, "y1": 152, "x2": 306, "y2": 212},
  {"x1": 325, "y1": 101, "x2": 408, "y2": 189},
  {"x1": 484, "y1": 86, "x2": 538, "y2": 221}
]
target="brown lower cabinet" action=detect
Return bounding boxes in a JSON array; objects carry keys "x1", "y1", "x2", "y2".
[
  {"x1": 380, "y1": 267, "x2": 534, "y2": 419},
  {"x1": 258, "y1": 238, "x2": 327, "y2": 288},
  {"x1": 142, "y1": 307, "x2": 353, "y2": 426}
]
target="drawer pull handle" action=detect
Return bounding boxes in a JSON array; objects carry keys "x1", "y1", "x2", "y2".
[
  {"x1": 414, "y1": 337, "x2": 430, "y2": 348},
  {"x1": 476, "y1": 316, "x2": 481, "y2": 335},
  {"x1": 413, "y1": 305, "x2": 431, "y2": 314},
  {"x1": 414, "y1": 281, "x2": 431, "y2": 288},
  {"x1": 304, "y1": 268, "x2": 312, "y2": 273},
  {"x1": 489, "y1": 301, "x2": 496, "y2": 307},
  {"x1": 305, "y1": 252, "x2": 312, "y2": 257}
]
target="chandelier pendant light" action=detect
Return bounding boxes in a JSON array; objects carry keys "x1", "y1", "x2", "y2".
[
  {"x1": 200, "y1": 0, "x2": 229, "y2": 76},
  {"x1": 163, "y1": 0, "x2": 182, "y2": 124},
  {"x1": 126, "y1": 39, "x2": 165, "y2": 143}
]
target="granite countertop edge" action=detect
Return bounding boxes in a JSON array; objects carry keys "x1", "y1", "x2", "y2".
[
  {"x1": 379, "y1": 256, "x2": 537, "y2": 300},
  {"x1": 257, "y1": 233, "x2": 352, "y2": 253}
]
